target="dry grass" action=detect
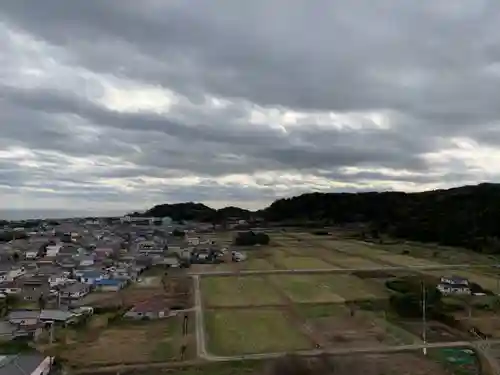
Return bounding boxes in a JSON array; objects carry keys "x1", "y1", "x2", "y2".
[
  {"x1": 205, "y1": 308, "x2": 311, "y2": 355},
  {"x1": 61, "y1": 316, "x2": 194, "y2": 366},
  {"x1": 270, "y1": 274, "x2": 387, "y2": 302},
  {"x1": 240, "y1": 258, "x2": 275, "y2": 270},
  {"x1": 269, "y1": 275, "x2": 345, "y2": 303},
  {"x1": 201, "y1": 276, "x2": 285, "y2": 306}
]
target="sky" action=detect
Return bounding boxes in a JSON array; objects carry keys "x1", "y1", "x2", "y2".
[{"x1": 1, "y1": 0, "x2": 500, "y2": 215}]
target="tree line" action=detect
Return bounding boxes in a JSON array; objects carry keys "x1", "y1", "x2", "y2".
[
  {"x1": 138, "y1": 183, "x2": 500, "y2": 253},
  {"x1": 264, "y1": 183, "x2": 500, "y2": 253}
]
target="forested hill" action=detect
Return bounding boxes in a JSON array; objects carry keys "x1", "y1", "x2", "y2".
[
  {"x1": 144, "y1": 183, "x2": 500, "y2": 252},
  {"x1": 144, "y1": 202, "x2": 251, "y2": 222},
  {"x1": 265, "y1": 183, "x2": 500, "y2": 251}
]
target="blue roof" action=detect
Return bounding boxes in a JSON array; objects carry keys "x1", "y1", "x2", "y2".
[
  {"x1": 79, "y1": 270, "x2": 104, "y2": 278},
  {"x1": 95, "y1": 279, "x2": 121, "y2": 286}
]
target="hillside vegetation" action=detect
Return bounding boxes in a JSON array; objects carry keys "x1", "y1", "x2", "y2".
[{"x1": 145, "y1": 183, "x2": 500, "y2": 253}]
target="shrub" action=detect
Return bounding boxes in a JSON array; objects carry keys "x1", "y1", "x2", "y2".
[{"x1": 234, "y1": 231, "x2": 270, "y2": 246}]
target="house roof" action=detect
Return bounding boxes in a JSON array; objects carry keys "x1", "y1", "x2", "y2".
[
  {"x1": 61, "y1": 282, "x2": 88, "y2": 293},
  {"x1": 8, "y1": 310, "x2": 40, "y2": 320},
  {"x1": 77, "y1": 270, "x2": 103, "y2": 278},
  {"x1": 0, "y1": 353, "x2": 49, "y2": 375},
  {"x1": 442, "y1": 275, "x2": 469, "y2": 283},
  {"x1": 39, "y1": 309, "x2": 74, "y2": 321}
]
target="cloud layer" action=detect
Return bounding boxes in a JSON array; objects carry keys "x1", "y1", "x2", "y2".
[{"x1": 1, "y1": 0, "x2": 500, "y2": 214}]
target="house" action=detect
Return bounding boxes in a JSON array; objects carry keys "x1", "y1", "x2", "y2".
[
  {"x1": 94, "y1": 247, "x2": 114, "y2": 256},
  {"x1": 0, "y1": 284, "x2": 22, "y2": 295},
  {"x1": 8, "y1": 310, "x2": 40, "y2": 326},
  {"x1": 48, "y1": 273, "x2": 70, "y2": 288},
  {"x1": 136, "y1": 241, "x2": 165, "y2": 255},
  {"x1": 440, "y1": 276, "x2": 469, "y2": 286},
  {"x1": 124, "y1": 299, "x2": 171, "y2": 320},
  {"x1": 45, "y1": 244, "x2": 62, "y2": 257},
  {"x1": 94, "y1": 278, "x2": 124, "y2": 292},
  {"x1": 39, "y1": 309, "x2": 76, "y2": 324},
  {"x1": 14, "y1": 322, "x2": 44, "y2": 339},
  {"x1": 161, "y1": 257, "x2": 180, "y2": 268},
  {"x1": 22, "y1": 275, "x2": 49, "y2": 287},
  {"x1": 59, "y1": 282, "x2": 90, "y2": 299},
  {"x1": 25, "y1": 250, "x2": 38, "y2": 260},
  {"x1": 437, "y1": 275, "x2": 471, "y2": 295},
  {"x1": 0, "y1": 266, "x2": 26, "y2": 282},
  {"x1": 20, "y1": 275, "x2": 51, "y2": 301},
  {"x1": 74, "y1": 254, "x2": 95, "y2": 267},
  {"x1": 0, "y1": 353, "x2": 55, "y2": 375},
  {"x1": 76, "y1": 270, "x2": 105, "y2": 285}
]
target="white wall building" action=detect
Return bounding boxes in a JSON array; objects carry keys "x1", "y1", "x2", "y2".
[{"x1": 46, "y1": 244, "x2": 62, "y2": 257}]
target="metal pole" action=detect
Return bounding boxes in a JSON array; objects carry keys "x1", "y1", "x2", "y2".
[
  {"x1": 422, "y1": 280, "x2": 427, "y2": 355},
  {"x1": 49, "y1": 322, "x2": 54, "y2": 344}
]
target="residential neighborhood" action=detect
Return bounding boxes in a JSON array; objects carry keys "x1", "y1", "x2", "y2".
[{"x1": 0, "y1": 215, "x2": 244, "y2": 349}]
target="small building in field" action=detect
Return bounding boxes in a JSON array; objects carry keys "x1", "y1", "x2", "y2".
[
  {"x1": 437, "y1": 275, "x2": 471, "y2": 295},
  {"x1": 124, "y1": 299, "x2": 171, "y2": 320}
]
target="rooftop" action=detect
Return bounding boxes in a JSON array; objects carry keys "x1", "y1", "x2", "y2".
[{"x1": 0, "y1": 353, "x2": 49, "y2": 375}]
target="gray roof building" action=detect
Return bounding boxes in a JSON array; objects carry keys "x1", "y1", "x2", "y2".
[
  {"x1": 0, "y1": 353, "x2": 52, "y2": 375},
  {"x1": 39, "y1": 309, "x2": 74, "y2": 322}
]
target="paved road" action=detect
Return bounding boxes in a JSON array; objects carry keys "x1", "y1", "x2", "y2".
[
  {"x1": 189, "y1": 263, "x2": 493, "y2": 276},
  {"x1": 197, "y1": 338, "x2": 500, "y2": 362},
  {"x1": 192, "y1": 275, "x2": 209, "y2": 359}
]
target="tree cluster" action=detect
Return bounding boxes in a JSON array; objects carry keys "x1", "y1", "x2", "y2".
[
  {"x1": 234, "y1": 231, "x2": 270, "y2": 246},
  {"x1": 143, "y1": 202, "x2": 252, "y2": 223},
  {"x1": 386, "y1": 276, "x2": 442, "y2": 318},
  {"x1": 0, "y1": 231, "x2": 28, "y2": 242},
  {"x1": 264, "y1": 183, "x2": 500, "y2": 253}
]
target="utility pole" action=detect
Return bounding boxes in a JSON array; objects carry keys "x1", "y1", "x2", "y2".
[
  {"x1": 422, "y1": 280, "x2": 427, "y2": 356},
  {"x1": 49, "y1": 322, "x2": 54, "y2": 345}
]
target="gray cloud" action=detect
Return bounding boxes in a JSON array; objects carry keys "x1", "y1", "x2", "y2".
[{"x1": 1, "y1": 0, "x2": 500, "y2": 213}]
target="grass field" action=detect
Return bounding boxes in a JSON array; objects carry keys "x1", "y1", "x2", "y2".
[
  {"x1": 322, "y1": 253, "x2": 385, "y2": 268},
  {"x1": 239, "y1": 258, "x2": 275, "y2": 270},
  {"x1": 297, "y1": 237, "x2": 453, "y2": 269},
  {"x1": 269, "y1": 274, "x2": 387, "y2": 303},
  {"x1": 384, "y1": 240, "x2": 500, "y2": 266},
  {"x1": 205, "y1": 308, "x2": 311, "y2": 355},
  {"x1": 275, "y1": 255, "x2": 333, "y2": 269},
  {"x1": 61, "y1": 315, "x2": 195, "y2": 366},
  {"x1": 201, "y1": 276, "x2": 284, "y2": 306},
  {"x1": 191, "y1": 263, "x2": 237, "y2": 273},
  {"x1": 298, "y1": 304, "x2": 419, "y2": 349}
]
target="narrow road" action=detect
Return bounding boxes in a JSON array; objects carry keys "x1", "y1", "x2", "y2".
[
  {"x1": 189, "y1": 263, "x2": 493, "y2": 276},
  {"x1": 192, "y1": 275, "x2": 208, "y2": 359},
  {"x1": 201, "y1": 338, "x2": 500, "y2": 362}
]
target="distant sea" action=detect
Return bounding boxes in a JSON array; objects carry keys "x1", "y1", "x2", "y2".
[{"x1": 0, "y1": 209, "x2": 128, "y2": 221}]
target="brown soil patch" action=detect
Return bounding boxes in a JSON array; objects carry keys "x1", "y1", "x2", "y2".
[
  {"x1": 455, "y1": 313, "x2": 500, "y2": 338},
  {"x1": 395, "y1": 320, "x2": 466, "y2": 342},
  {"x1": 311, "y1": 314, "x2": 395, "y2": 348},
  {"x1": 329, "y1": 353, "x2": 452, "y2": 375},
  {"x1": 62, "y1": 314, "x2": 196, "y2": 367},
  {"x1": 79, "y1": 276, "x2": 193, "y2": 310}
]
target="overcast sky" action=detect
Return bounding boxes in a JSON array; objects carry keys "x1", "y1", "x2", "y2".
[{"x1": 1, "y1": 0, "x2": 500, "y2": 214}]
